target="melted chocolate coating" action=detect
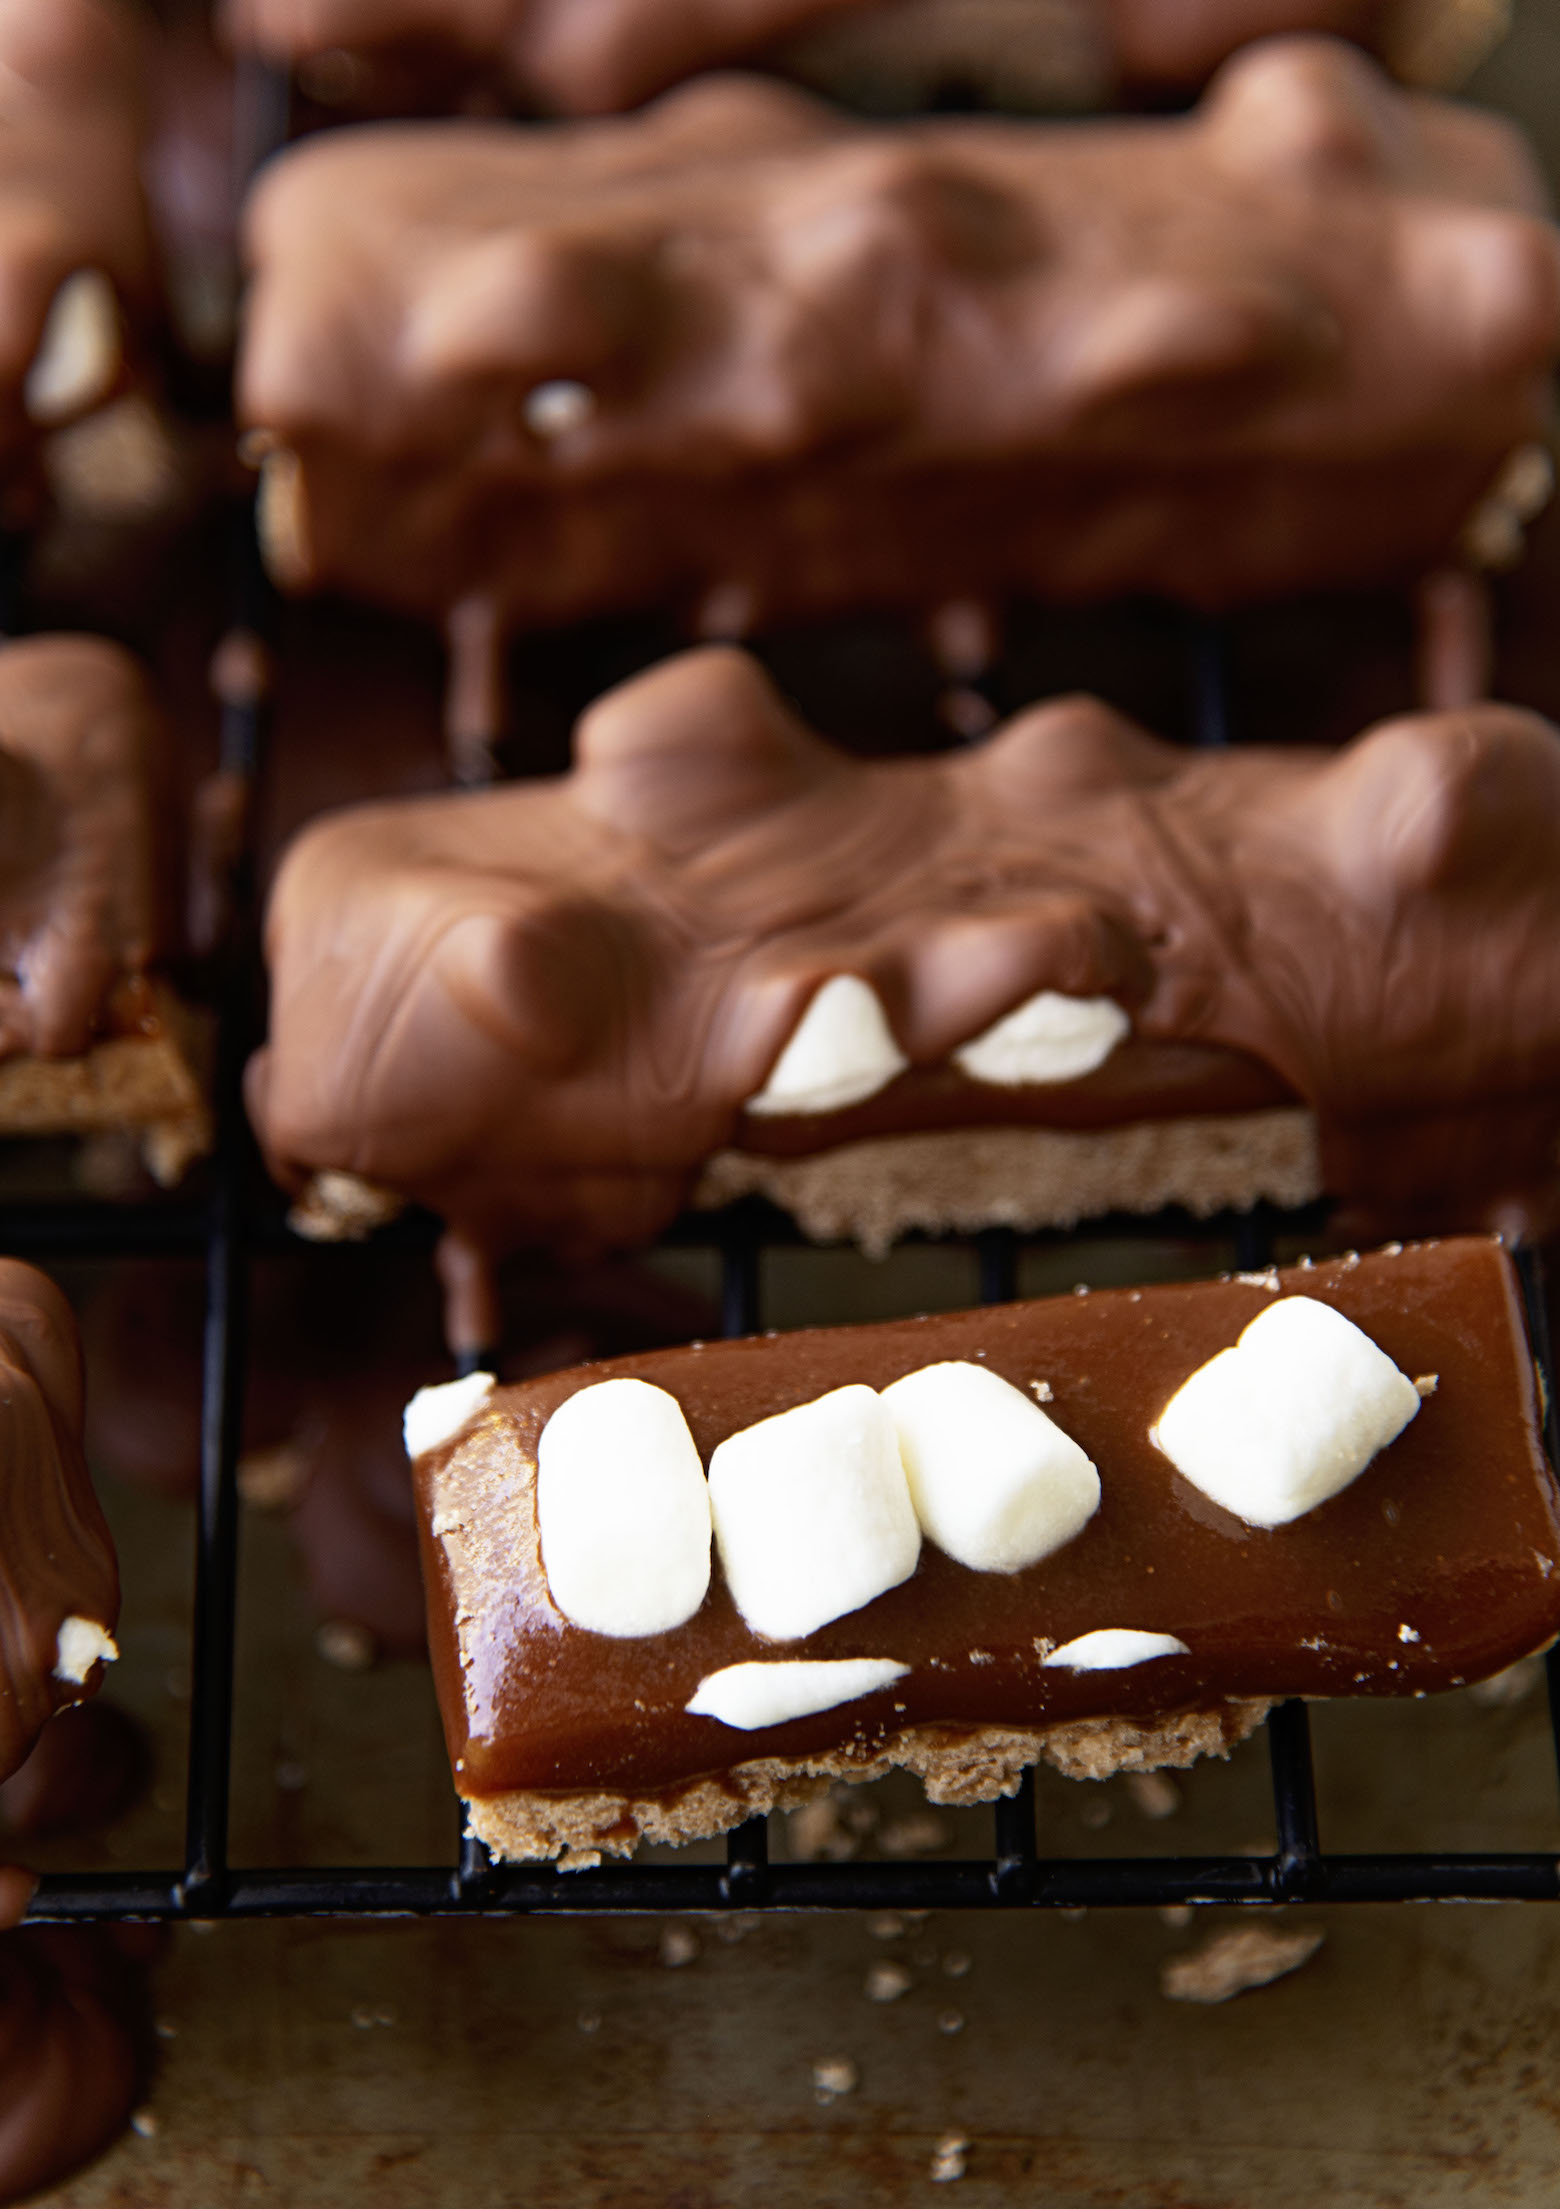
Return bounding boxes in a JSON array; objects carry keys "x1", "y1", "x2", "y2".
[
  {"x1": 414, "y1": 1238, "x2": 1560, "y2": 1796},
  {"x1": 0, "y1": 636, "x2": 172, "y2": 1061},
  {"x1": 220, "y1": 0, "x2": 1481, "y2": 115},
  {"x1": 0, "y1": 1261, "x2": 119, "y2": 1784},
  {"x1": 238, "y1": 44, "x2": 1558, "y2": 633},
  {"x1": 250, "y1": 647, "x2": 1560, "y2": 1262},
  {"x1": 0, "y1": 0, "x2": 153, "y2": 509}
]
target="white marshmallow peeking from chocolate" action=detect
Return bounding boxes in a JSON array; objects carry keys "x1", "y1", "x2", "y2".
[
  {"x1": 1042, "y1": 1629, "x2": 1189, "y2": 1671},
  {"x1": 53, "y1": 1616, "x2": 118, "y2": 1685},
  {"x1": 708, "y1": 1384, "x2": 921, "y2": 1640},
  {"x1": 25, "y1": 269, "x2": 121, "y2": 425},
  {"x1": 537, "y1": 1378, "x2": 712, "y2": 1638},
  {"x1": 687, "y1": 1656, "x2": 909, "y2": 1730},
  {"x1": 953, "y1": 992, "x2": 1130, "y2": 1087},
  {"x1": 1153, "y1": 1296, "x2": 1422, "y2": 1529},
  {"x1": 404, "y1": 1371, "x2": 495, "y2": 1459},
  {"x1": 745, "y1": 976, "x2": 909, "y2": 1117},
  {"x1": 881, "y1": 1360, "x2": 1099, "y2": 1572}
]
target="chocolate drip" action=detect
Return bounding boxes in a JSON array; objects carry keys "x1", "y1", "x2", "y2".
[
  {"x1": 251, "y1": 648, "x2": 1560, "y2": 1263},
  {"x1": 0, "y1": 1925, "x2": 146, "y2": 2203},
  {"x1": 413, "y1": 1239, "x2": 1560, "y2": 1800},
  {"x1": 239, "y1": 44, "x2": 1557, "y2": 635}
]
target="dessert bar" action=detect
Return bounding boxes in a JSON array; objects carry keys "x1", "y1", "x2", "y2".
[{"x1": 408, "y1": 1237, "x2": 1560, "y2": 1863}]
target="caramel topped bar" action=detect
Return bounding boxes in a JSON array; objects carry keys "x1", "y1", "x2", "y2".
[
  {"x1": 0, "y1": 1260, "x2": 119, "y2": 1782},
  {"x1": 252, "y1": 650, "x2": 1560, "y2": 1288},
  {"x1": 412, "y1": 1239, "x2": 1560, "y2": 1860},
  {"x1": 239, "y1": 42, "x2": 1559, "y2": 638}
]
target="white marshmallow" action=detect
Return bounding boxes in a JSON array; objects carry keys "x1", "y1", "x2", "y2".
[
  {"x1": 745, "y1": 976, "x2": 909, "y2": 1117},
  {"x1": 881, "y1": 1360, "x2": 1099, "y2": 1573},
  {"x1": 953, "y1": 991, "x2": 1129, "y2": 1087},
  {"x1": 686, "y1": 1657, "x2": 909, "y2": 1730},
  {"x1": 25, "y1": 269, "x2": 120, "y2": 424},
  {"x1": 537, "y1": 1379, "x2": 711, "y2": 1638},
  {"x1": 403, "y1": 1371, "x2": 495, "y2": 1460},
  {"x1": 54, "y1": 1616, "x2": 118, "y2": 1685},
  {"x1": 708, "y1": 1384, "x2": 920, "y2": 1640},
  {"x1": 1042, "y1": 1628, "x2": 1188, "y2": 1671},
  {"x1": 1153, "y1": 1296, "x2": 1422, "y2": 1529}
]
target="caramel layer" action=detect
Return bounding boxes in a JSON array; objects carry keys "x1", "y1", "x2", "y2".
[{"x1": 414, "y1": 1238, "x2": 1560, "y2": 1802}]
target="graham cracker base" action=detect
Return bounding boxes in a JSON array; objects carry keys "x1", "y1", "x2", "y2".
[
  {"x1": 0, "y1": 982, "x2": 211, "y2": 1186},
  {"x1": 695, "y1": 1110, "x2": 1321, "y2": 1259},
  {"x1": 464, "y1": 1698, "x2": 1274, "y2": 1869}
]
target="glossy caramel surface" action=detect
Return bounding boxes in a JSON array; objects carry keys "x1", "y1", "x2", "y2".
[{"x1": 415, "y1": 1239, "x2": 1560, "y2": 1798}]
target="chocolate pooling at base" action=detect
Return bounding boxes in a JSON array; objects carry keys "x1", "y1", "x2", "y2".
[
  {"x1": 238, "y1": 41, "x2": 1558, "y2": 641},
  {"x1": 0, "y1": 1923, "x2": 147, "y2": 2204},
  {"x1": 411, "y1": 1239, "x2": 1560, "y2": 1855},
  {"x1": 250, "y1": 647, "x2": 1560, "y2": 1282}
]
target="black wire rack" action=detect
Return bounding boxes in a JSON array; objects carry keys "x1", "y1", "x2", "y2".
[{"x1": 16, "y1": 60, "x2": 1560, "y2": 1926}]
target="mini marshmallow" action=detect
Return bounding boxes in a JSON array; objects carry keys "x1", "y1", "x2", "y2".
[
  {"x1": 404, "y1": 1371, "x2": 495, "y2": 1460},
  {"x1": 537, "y1": 1378, "x2": 711, "y2": 1638},
  {"x1": 1041, "y1": 1629, "x2": 1188, "y2": 1671},
  {"x1": 1153, "y1": 1295, "x2": 1422, "y2": 1528},
  {"x1": 54, "y1": 1616, "x2": 118, "y2": 1685},
  {"x1": 953, "y1": 991, "x2": 1129, "y2": 1087},
  {"x1": 708, "y1": 1384, "x2": 920, "y2": 1640},
  {"x1": 686, "y1": 1657, "x2": 909, "y2": 1730},
  {"x1": 881, "y1": 1360, "x2": 1099, "y2": 1573},
  {"x1": 745, "y1": 975, "x2": 909, "y2": 1117},
  {"x1": 25, "y1": 269, "x2": 120, "y2": 424}
]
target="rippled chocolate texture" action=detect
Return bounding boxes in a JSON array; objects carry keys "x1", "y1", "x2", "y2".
[
  {"x1": 0, "y1": 0, "x2": 152, "y2": 509},
  {"x1": 0, "y1": 1260, "x2": 119, "y2": 1784},
  {"x1": 221, "y1": 0, "x2": 1504, "y2": 114},
  {"x1": 413, "y1": 1239, "x2": 1560, "y2": 1858},
  {"x1": 238, "y1": 41, "x2": 1559, "y2": 638},
  {"x1": 0, "y1": 635, "x2": 206, "y2": 1175},
  {"x1": 250, "y1": 647, "x2": 1560, "y2": 1277}
]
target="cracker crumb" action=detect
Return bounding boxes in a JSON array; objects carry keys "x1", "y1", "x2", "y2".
[
  {"x1": 659, "y1": 1924, "x2": 700, "y2": 1969},
  {"x1": 787, "y1": 1797, "x2": 856, "y2": 1862},
  {"x1": 1029, "y1": 1379, "x2": 1054, "y2": 1403},
  {"x1": 1161, "y1": 1923, "x2": 1325, "y2": 2004},
  {"x1": 870, "y1": 1912, "x2": 906, "y2": 1941},
  {"x1": 1159, "y1": 1904, "x2": 1193, "y2": 1930},
  {"x1": 237, "y1": 1440, "x2": 308, "y2": 1510},
  {"x1": 316, "y1": 1619, "x2": 377, "y2": 1672},
  {"x1": 130, "y1": 2109, "x2": 159, "y2": 2140},
  {"x1": 813, "y1": 2056, "x2": 858, "y2": 2102},
  {"x1": 879, "y1": 1810, "x2": 949, "y2": 1858},
  {"x1": 938, "y1": 2009, "x2": 966, "y2": 2036},
  {"x1": 866, "y1": 1960, "x2": 913, "y2": 2004},
  {"x1": 577, "y1": 2011, "x2": 602, "y2": 2034},
  {"x1": 931, "y1": 2132, "x2": 970, "y2": 2182},
  {"x1": 941, "y1": 1949, "x2": 972, "y2": 1979},
  {"x1": 1127, "y1": 1771, "x2": 1181, "y2": 1820}
]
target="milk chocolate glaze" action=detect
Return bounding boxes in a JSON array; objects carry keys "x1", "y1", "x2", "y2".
[
  {"x1": 0, "y1": 0, "x2": 154, "y2": 514},
  {"x1": 0, "y1": 1260, "x2": 119, "y2": 1783},
  {"x1": 221, "y1": 0, "x2": 1500, "y2": 114},
  {"x1": 0, "y1": 635, "x2": 172, "y2": 1060},
  {"x1": 414, "y1": 1239, "x2": 1560, "y2": 1798},
  {"x1": 249, "y1": 647, "x2": 1560, "y2": 1264},
  {"x1": 238, "y1": 43, "x2": 1559, "y2": 635}
]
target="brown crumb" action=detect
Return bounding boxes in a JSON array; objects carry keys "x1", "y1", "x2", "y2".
[
  {"x1": 786, "y1": 1796, "x2": 856, "y2": 1862},
  {"x1": 865, "y1": 1960, "x2": 913, "y2": 2004},
  {"x1": 658, "y1": 1924, "x2": 700, "y2": 1969},
  {"x1": 1127, "y1": 1771, "x2": 1181, "y2": 1821},
  {"x1": 1160, "y1": 1922, "x2": 1325, "y2": 2004},
  {"x1": 237, "y1": 1440, "x2": 310, "y2": 1511},
  {"x1": 878, "y1": 1810, "x2": 949, "y2": 1858}
]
